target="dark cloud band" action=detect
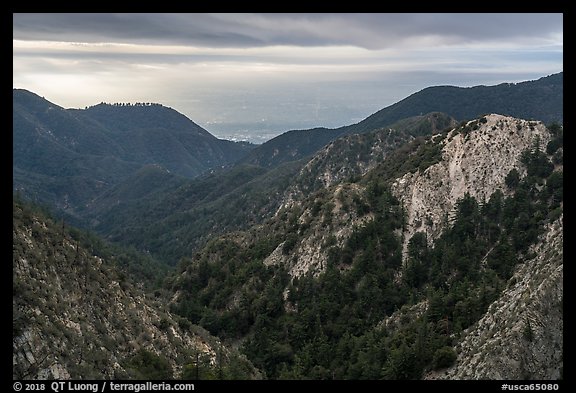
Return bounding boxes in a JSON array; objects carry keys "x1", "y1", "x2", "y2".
[{"x1": 13, "y1": 13, "x2": 562, "y2": 49}]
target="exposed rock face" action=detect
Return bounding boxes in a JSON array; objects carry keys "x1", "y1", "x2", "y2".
[
  {"x1": 267, "y1": 114, "x2": 554, "y2": 281},
  {"x1": 275, "y1": 115, "x2": 551, "y2": 279},
  {"x1": 391, "y1": 114, "x2": 550, "y2": 258},
  {"x1": 278, "y1": 128, "x2": 410, "y2": 215},
  {"x1": 300, "y1": 129, "x2": 411, "y2": 190},
  {"x1": 431, "y1": 216, "x2": 563, "y2": 380},
  {"x1": 12, "y1": 204, "x2": 227, "y2": 380},
  {"x1": 266, "y1": 183, "x2": 372, "y2": 278}
]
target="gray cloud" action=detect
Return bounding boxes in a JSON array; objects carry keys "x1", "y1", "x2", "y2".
[
  {"x1": 12, "y1": 13, "x2": 563, "y2": 143},
  {"x1": 13, "y1": 13, "x2": 562, "y2": 49}
]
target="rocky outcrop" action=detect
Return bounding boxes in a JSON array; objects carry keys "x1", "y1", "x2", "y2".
[
  {"x1": 430, "y1": 215, "x2": 563, "y2": 380},
  {"x1": 277, "y1": 128, "x2": 410, "y2": 215},
  {"x1": 271, "y1": 115, "x2": 552, "y2": 279},
  {"x1": 300, "y1": 129, "x2": 411, "y2": 190},
  {"x1": 391, "y1": 114, "x2": 550, "y2": 259},
  {"x1": 266, "y1": 183, "x2": 372, "y2": 278}
]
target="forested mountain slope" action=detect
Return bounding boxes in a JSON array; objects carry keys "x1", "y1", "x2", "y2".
[
  {"x1": 432, "y1": 215, "x2": 563, "y2": 380},
  {"x1": 85, "y1": 120, "x2": 419, "y2": 265},
  {"x1": 241, "y1": 112, "x2": 456, "y2": 168},
  {"x1": 13, "y1": 199, "x2": 259, "y2": 380},
  {"x1": 13, "y1": 89, "x2": 254, "y2": 219},
  {"x1": 13, "y1": 73, "x2": 563, "y2": 381},
  {"x1": 14, "y1": 73, "x2": 562, "y2": 268},
  {"x1": 169, "y1": 115, "x2": 563, "y2": 379}
]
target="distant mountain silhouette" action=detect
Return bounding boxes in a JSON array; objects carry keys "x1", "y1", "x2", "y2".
[
  {"x1": 13, "y1": 89, "x2": 254, "y2": 216},
  {"x1": 242, "y1": 72, "x2": 563, "y2": 168}
]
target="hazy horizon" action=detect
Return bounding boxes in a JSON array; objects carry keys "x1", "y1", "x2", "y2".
[{"x1": 13, "y1": 13, "x2": 563, "y2": 143}]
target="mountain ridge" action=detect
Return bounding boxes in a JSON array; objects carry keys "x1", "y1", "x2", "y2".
[
  {"x1": 82, "y1": 113, "x2": 449, "y2": 265},
  {"x1": 13, "y1": 89, "x2": 255, "y2": 220},
  {"x1": 391, "y1": 114, "x2": 551, "y2": 258},
  {"x1": 241, "y1": 72, "x2": 562, "y2": 168}
]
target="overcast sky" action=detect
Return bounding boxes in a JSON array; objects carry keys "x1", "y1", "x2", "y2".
[{"x1": 13, "y1": 13, "x2": 563, "y2": 143}]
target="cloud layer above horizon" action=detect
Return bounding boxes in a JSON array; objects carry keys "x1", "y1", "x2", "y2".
[{"x1": 13, "y1": 13, "x2": 563, "y2": 142}]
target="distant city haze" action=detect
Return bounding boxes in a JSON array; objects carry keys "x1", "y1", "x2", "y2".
[{"x1": 13, "y1": 13, "x2": 562, "y2": 143}]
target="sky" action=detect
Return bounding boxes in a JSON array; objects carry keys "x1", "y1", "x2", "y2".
[{"x1": 13, "y1": 13, "x2": 563, "y2": 143}]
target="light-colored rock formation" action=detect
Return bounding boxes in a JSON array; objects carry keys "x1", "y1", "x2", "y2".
[{"x1": 391, "y1": 115, "x2": 550, "y2": 259}]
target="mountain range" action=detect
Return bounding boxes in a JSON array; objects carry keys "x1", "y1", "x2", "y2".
[
  {"x1": 241, "y1": 72, "x2": 563, "y2": 168},
  {"x1": 13, "y1": 72, "x2": 563, "y2": 380},
  {"x1": 13, "y1": 90, "x2": 254, "y2": 220},
  {"x1": 13, "y1": 73, "x2": 563, "y2": 265}
]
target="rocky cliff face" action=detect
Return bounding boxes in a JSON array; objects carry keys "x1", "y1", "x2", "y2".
[
  {"x1": 430, "y1": 215, "x2": 563, "y2": 380},
  {"x1": 277, "y1": 128, "x2": 411, "y2": 216},
  {"x1": 266, "y1": 183, "x2": 373, "y2": 278},
  {"x1": 278, "y1": 112, "x2": 455, "y2": 215},
  {"x1": 298, "y1": 129, "x2": 411, "y2": 190},
  {"x1": 391, "y1": 114, "x2": 550, "y2": 258},
  {"x1": 275, "y1": 114, "x2": 551, "y2": 278},
  {"x1": 13, "y1": 201, "x2": 256, "y2": 379}
]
